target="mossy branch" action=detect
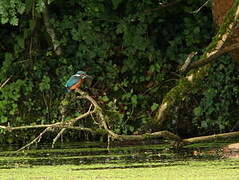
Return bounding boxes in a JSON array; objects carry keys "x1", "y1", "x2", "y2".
[
  {"x1": 181, "y1": 42, "x2": 239, "y2": 72},
  {"x1": 184, "y1": 131, "x2": 239, "y2": 144},
  {"x1": 2, "y1": 89, "x2": 239, "y2": 150},
  {"x1": 154, "y1": 2, "x2": 239, "y2": 129},
  {"x1": 0, "y1": 90, "x2": 184, "y2": 151}
]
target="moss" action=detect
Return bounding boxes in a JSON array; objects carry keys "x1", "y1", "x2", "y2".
[
  {"x1": 158, "y1": 1, "x2": 239, "y2": 122},
  {"x1": 162, "y1": 66, "x2": 208, "y2": 105},
  {"x1": 163, "y1": 78, "x2": 192, "y2": 104},
  {"x1": 92, "y1": 128, "x2": 107, "y2": 135},
  {"x1": 2, "y1": 142, "x2": 239, "y2": 179},
  {"x1": 141, "y1": 133, "x2": 152, "y2": 139},
  {"x1": 1, "y1": 153, "x2": 239, "y2": 180},
  {"x1": 204, "y1": 1, "x2": 239, "y2": 55}
]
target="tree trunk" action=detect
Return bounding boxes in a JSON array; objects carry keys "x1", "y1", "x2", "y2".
[
  {"x1": 212, "y1": 0, "x2": 239, "y2": 62},
  {"x1": 154, "y1": 1, "x2": 239, "y2": 129}
]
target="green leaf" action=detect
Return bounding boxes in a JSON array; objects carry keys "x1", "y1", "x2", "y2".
[
  {"x1": 131, "y1": 95, "x2": 137, "y2": 106},
  {"x1": 128, "y1": 125, "x2": 134, "y2": 132},
  {"x1": 193, "y1": 107, "x2": 201, "y2": 116},
  {"x1": 36, "y1": 0, "x2": 45, "y2": 13},
  {"x1": 0, "y1": 116, "x2": 8, "y2": 123},
  {"x1": 39, "y1": 75, "x2": 51, "y2": 91},
  {"x1": 17, "y1": 3, "x2": 25, "y2": 14},
  {"x1": 16, "y1": 36, "x2": 25, "y2": 49},
  {"x1": 151, "y1": 103, "x2": 159, "y2": 111},
  {"x1": 101, "y1": 96, "x2": 109, "y2": 102},
  {"x1": 10, "y1": 16, "x2": 18, "y2": 26},
  {"x1": 1, "y1": 16, "x2": 9, "y2": 24},
  {"x1": 201, "y1": 121, "x2": 208, "y2": 129}
]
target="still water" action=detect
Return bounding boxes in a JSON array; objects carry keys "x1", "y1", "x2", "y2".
[{"x1": 0, "y1": 141, "x2": 239, "y2": 179}]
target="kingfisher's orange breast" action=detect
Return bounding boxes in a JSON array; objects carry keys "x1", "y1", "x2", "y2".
[{"x1": 70, "y1": 79, "x2": 84, "y2": 90}]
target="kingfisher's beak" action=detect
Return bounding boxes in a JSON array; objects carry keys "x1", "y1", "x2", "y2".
[{"x1": 82, "y1": 74, "x2": 93, "y2": 79}]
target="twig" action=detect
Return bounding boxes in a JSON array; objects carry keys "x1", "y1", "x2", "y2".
[
  {"x1": 52, "y1": 128, "x2": 66, "y2": 148},
  {"x1": 180, "y1": 52, "x2": 197, "y2": 72},
  {"x1": 52, "y1": 103, "x2": 94, "y2": 147},
  {"x1": 191, "y1": 0, "x2": 211, "y2": 14},
  {"x1": 0, "y1": 124, "x2": 60, "y2": 130},
  {"x1": 1, "y1": 89, "x2": 184, "y2": 151},
  {"x1": 107, "y1": 135, "x2": 111, "y2": 151},
  {"x1": 17, "y1": 127, "x2": 51, "y2": 151},
  {"x1": 0, "y1": 76, "x2": 12, "y2": 89}
]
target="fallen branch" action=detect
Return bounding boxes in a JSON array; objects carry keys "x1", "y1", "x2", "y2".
[
  {"x1": 116, "y1": 131, "x2": 182, "y2": 142},
  {"x1": 2, "y1": 88, "x2": 239, "y2": 151},
  {"x1": 0, "y1": 124, "x2": 93, "y2": 132},
  {"x1": 183, "y1": 131, "x2": 239, "y2": 144},
  {"x1": 6, "y1": 87, "x2": 239, "y2": 151},
  {"x1": 0, "y1": 124, "x2": 58, "y2": 130},
  {"x1": 0, "y1": 90, "x2": 184, "y2": 151},
  {"x1": 52, "y1": 103, "x2": 93, "y2": 147},
  {"x1": 17, "y1": 127, "x2": 50, "y2": 151}
]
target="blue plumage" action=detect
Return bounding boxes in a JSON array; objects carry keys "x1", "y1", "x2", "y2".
[
  {"x1": 65, "y1": 75, "x2": 81, "y2": 88},
  {"x1": 65, "y1": 71, "x2": 92, "y2": 92}
]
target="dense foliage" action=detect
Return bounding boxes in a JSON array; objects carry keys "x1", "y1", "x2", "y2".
[{"x1": 0, "y1": 0, "x2": 239, "y2": 143}]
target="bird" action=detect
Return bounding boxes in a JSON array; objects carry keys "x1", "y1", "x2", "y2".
[{"x1": 65, "y1": 71, "x2": 92, "y2": 92}]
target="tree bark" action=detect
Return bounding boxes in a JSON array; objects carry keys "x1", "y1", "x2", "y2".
[
  {"x1": 184, "y1": 131, "x2": 239, "y2": 144},
  {"x1": 43, "y1": 1, "x2": 62, "y2": 56},
  {"x1": 181, "y1": 42, "x2": 239, "y2": 72}
]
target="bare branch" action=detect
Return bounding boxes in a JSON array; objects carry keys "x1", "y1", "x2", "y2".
[
  {"x1": 0, "y1": 89, "x2": 185, "y2": 151},
  {"x1": 182, "y1": 42, "x2": 239, "y2": 72},
  {"x1": 191, "y1": 0, "x2": 211, "y2": 14},
  {"x1": 3, "y1": 88, "x2": 239, "y2": 151},
  {"x1": 0, "y1": 124, "x2": 60, "y2": 131},
  {"x1": 0, "y1": 76, "x2": 12, "y2": 89},
  {"x1": 17, "y1": 127, "x2": 50, "y2": 151},
  {"x1": 184, "y1": 131, "x2": 239, "y2": 144},
  {"x1": 52, "y1": 128, "x2": 66, "y2": 148},
  {"x1": 180, "y1": 52, "x2": 197, "y2": 72}
]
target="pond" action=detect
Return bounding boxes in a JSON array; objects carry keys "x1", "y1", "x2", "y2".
[{"x1": 0, "y1": 141, "x2": 239, "y2": 180}]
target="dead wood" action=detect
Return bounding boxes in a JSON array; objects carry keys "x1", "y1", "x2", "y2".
[
  {"x1": 0, "y1": 90, "x2": 184, "y2": 151},
  {"x1": 184, "y1": 131, "x2": 239, "y2": 144},
  {"x1": 2, "y1": 89, "x2": 239, "y2": 151}
]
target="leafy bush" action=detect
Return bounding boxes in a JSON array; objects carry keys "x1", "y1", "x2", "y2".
[{"x1": 0, "y1": 0, "x2": 238, "y2": 143}]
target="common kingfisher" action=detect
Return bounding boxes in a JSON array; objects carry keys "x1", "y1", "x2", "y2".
[{"x1": 65, "y1": 71, "x2": 92, "y2": 92}]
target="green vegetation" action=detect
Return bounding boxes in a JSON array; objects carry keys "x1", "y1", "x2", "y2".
[
  {"x1": 1, "y1": 161, "x2": 239, "y2": 180},
  {"x1": 0, "y1": 142, "x2": 239, "y2": 180},
  {"x1": 0, "y1": 0, "x2": 239, "y2": 143}
]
